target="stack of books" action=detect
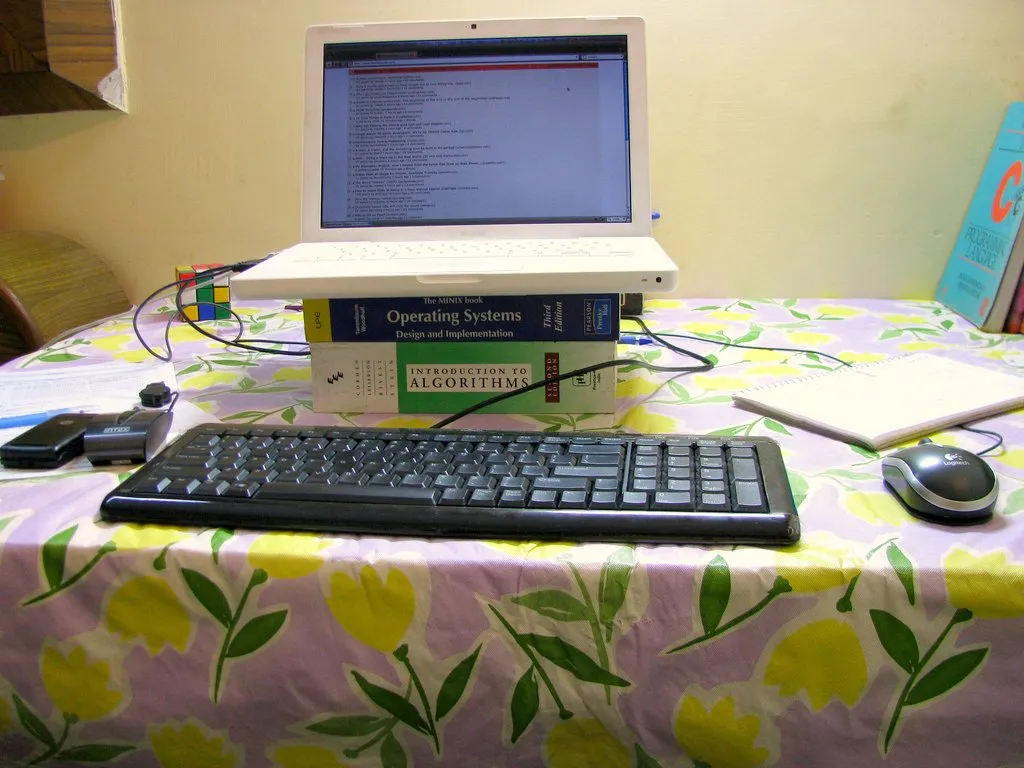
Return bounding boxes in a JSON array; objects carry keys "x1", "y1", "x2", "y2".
[{"x1": 302, "y1": 294, "x2": 620, "y2": 414}]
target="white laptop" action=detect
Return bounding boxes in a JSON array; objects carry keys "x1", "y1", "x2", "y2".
[{"x1": 231, "y1": 16, "x2": 679, "y2": 300}]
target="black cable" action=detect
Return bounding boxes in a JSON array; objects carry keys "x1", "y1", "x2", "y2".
[
  {"x1": 957, "y1": 424, "x2": 1004, "y2": 456},
  {"x1": 430, "y1": 353, "x2": 715, "y2": 429},
  {"x1": 621, "y1": 314, "x2": 854, "y2": 368}
]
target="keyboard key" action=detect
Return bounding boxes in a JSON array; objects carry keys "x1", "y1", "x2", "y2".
[
  {"x1": 528, "y1": 490, "x2": 558, "y2": 508},
  {"x1": 733, "y1": 480, "x2": 767, "y2": 512},
  {"x1": 559, "y1": 491, "x2": 588, "y2": 509},
  {"x1": 653, "y1": 492, "x2": 694, "y2": 510},
  {"x1": 730, "y1": 457, "x2": 760, "y2": 482}
]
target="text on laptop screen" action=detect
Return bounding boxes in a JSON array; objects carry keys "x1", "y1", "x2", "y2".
[{"x1": 321, "y1": 35, "x2": 631, "y2": 229}]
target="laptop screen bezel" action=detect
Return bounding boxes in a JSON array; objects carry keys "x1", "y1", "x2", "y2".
[{"x1": 301, "y1": 17, "x2": 652, "y2": 242}]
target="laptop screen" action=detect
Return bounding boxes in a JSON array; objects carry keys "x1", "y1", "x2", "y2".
[{"x1": 320, "y1": 35, "x2": 631, "y2": 229}]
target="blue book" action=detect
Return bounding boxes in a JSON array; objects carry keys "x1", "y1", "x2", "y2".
[
  {"x1": 303, "y1": 295, "x2": 619, "y2": 342},
  {"x1": 936, "y1": 102, "x2": 1024, "y2": 331}
]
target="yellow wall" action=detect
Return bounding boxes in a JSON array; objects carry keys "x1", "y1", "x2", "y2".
[{"x1": 0, "y1": 0, "x2": 1021, "y2": 303}]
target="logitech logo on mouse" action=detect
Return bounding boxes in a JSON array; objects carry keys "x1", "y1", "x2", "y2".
[{"x1": 944, "y1": 452, "x2": 970, "y2": 466}]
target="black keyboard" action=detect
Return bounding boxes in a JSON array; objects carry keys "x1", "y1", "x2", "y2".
[{"x1": 100, "y1": 425, "x2": 800, "y2": 545}]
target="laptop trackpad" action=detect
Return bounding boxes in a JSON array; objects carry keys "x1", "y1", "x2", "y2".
[{"x1": 415, "y1": 260, "x2": 522, "y2": 283}]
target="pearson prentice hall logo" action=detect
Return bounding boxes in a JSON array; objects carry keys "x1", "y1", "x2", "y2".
[
  {"x1": 584, "y1": 298, "x2": 613, "y2": 336},
  {"x1": 405, "y1": 364, "x2": 531, "y2": 392}
]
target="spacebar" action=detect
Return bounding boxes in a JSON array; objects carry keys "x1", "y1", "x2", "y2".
[{"x1": 256, "y1": 483, "x2": 441, "y2": 505}]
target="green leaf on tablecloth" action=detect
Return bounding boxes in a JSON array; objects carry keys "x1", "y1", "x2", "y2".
[
  {"x1": 704, "y1": 354, "x2": 719, "y2": 366},
  {"x1": 249, "y1": 321, "x2": 267, "y2": 335},
  {"x1": 223, "y1": 411, "x2": 271, "y2": 421},
  {"x1": 182, "y1": 568, "x2": 233, "y2": 627},
  {"x1": 738, "y1": 301, "x2": 757, "y2": 310},
  {"x1": 55, "y1": 744, "x2": 134, "y2": 762},
  {"x1": 39, "y1": 352, "x2": 84, "y2": 363},
  {"x1": 598, "y1": 546, "x2": 634, "y2": 636},
  {"x1": 42, "y1": 525, "x2": 78, "y2": 589},
  {"x1": 543, "y1": 424, "x2": 562, "y2": 433},
  {"x1": 825, "y1": 469, "x2": 879, "y2": 481},
  {"x1": 351, "y1": 672, "x2": 430, "y2": 735},
  {"x1": 733, "y1": 325, "x2": 763, "y2": 345},
  {"x1": 510, "y1": 666, "x2": 539, "y2": 743},
  {"x1": 0, "y1": 516, "x2": 13, "y2": 534},
  {"x1": 519, "y1": 633, "x2": 629, "y2": 687},
  {"x1": 710, "y1": 424, "x2": 751, "y2": 437},
  {"x1": 786, "y1": 471, "x2": 809, "y2": 508},
  {"x1": 878, "y1": 328, "x2": 904, "y2": 341},
  {"x1": 870, "y1": 609, "x2": 920, "y2": 674},
  {"x1": 907, "y1": 327, "x2": 941, "y2": 335},
  {"x1": 763, "y1": 418, "x2": 792, "y2": 435},
  {"x1": 210, "y1": 529, "x2": 232, "y2": 564},
  {"x1": 635, "y1": 743, "x2": 664, "y2": 767},
  {"x1": 699, "y1": 555, "x2": 731, "y2": 634},
  {"x1": 694, "y1": 305, "x2": 721, "y2": 311},
  {"x1": 665, "y1": 380, "x2": 690, "y2": 402},
  {"x1": 850, "y1": 445, "x2": 879, "y2": 459},
  {"x1": 905, "y1": 648, "x2": 988, "y2": 706},
  {"x1": 12, "y1": 693, "x2": 55, "y2": 748},
  {"x1": 211, "y1": 359, "x2": 259, "y2": 367},
  {"x1": 782, "y1": 298, "x2": 798, "y2": 307},
  {"x1": 1003, "y1": 488, "x2": 1024, "y2": 515},
  {"x1": 281, "y1": 407, "x2": 297, "y2": 424},
  {"x1": 886, "y1": 544, "x2": 916, "y2": 606},
  {"x1": 380, "y1": 731, "x2": 407, "y2": 768},
  {"x1": 940, "y1": 319, "x2": 954, "y2": 330},
  {"x1": 177, "y1": 363, "x2": 203, "y2": 376},
  {"x1": 435, "y1": 644, "x2": 482, "y2": 720},
  {"x1": 226, "y1": 609, "x2": 288, "y2": 658},
  {"x1": 307, "y1": 714, "x2": 388, "y2": 737},
  {"x1": 533, "y1": 415, "x2": 574, "y2": 428},
  {"x1": 238, "y1": 376, "x2": 256, "y2": 390},
  {"x1": 513, "y1": 590, "x2": 589, "y2": 622},
  {"x1": 789, "y1": 310, "x2": 810, "y2": 321}
]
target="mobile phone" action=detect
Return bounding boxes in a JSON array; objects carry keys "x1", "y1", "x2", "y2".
[{"x1": 0, "y1": 413, "x2": 95, "y2": 469}]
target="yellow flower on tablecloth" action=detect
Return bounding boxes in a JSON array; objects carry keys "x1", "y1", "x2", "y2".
[
  {"x1": 683, "y1": 321, "x2": 727, "y2": 335},
  {"x1": 111, "y1": 523, "x2": 191, "y2": 551},
  {"x1": 270, "y1": 744, "x2": 349, "y2": 768},
  {"x1": 271, "y1": 367, "x2": 310, "y2": 382},
  {"x1": 247, "y1": 532, "x2": 327, "y2": 579},
  {"x1": 743, "y1": 364, "x2": 805, "y2": 379},
  {"x1": 898, "y1": 341, "x2": 942, "y2": 352},
  {"x1": 41, "y1": 645, "x2": 121, "y2": 720},
  {"x1": 673, "y1": 695, "x2": 768, "y2": 768},
  {"x1": 691, "y1": 375, "x2": 751, "y2": 392},
  {"x1": 326, "y1": 565, "x2": 415, "y2": 652},
  {"x1": 545, "y1": 718, "x2": 630, "y2": 768},
  {"x1": 814, "y1": 304, "x2": 861, "y2": 317},
  {"x1": 742, "y1": 349, "x2": 787, "y2": 363},
  {"x1": 994, "y1": 449, "x2": 1024, "y2": 470},
  {"x1": 619, "y1": 405, "x2": 678, "y2": 434},
  {"x1": 149, "y1": 720, "x2": 237, "y2": 768},
  {"x1": 882, "y1": 314, "x2": 929, "y2": 325},
  {"x1": 764, "y1": 618, "x2": 867, "y2": 710},
  {"x1": 179, "y1": 371, "x2": 238, "y2": 390},
  {"x1": 844, "y1": 491, "x2": 909, "y2": 527},
  {"x1": 643, "y1": 298, "x2": 683, "y2": 310},
  {"x1": 787, "y1": 332, "x2": 835, "y2": 347},
  {"x1": 774, "y1": 532, "x2": 863, "y2": 592},
  {"x1": 942, "y1": 547, "x2": 1024, "y2": 619},
  {"x1": 615, "y1": 375, "x2": 665, "y2": 398},
  {"x1": 105, "y1": 576, "x2": 192, "y2": 655},
  {"x1": 485, "y1": 541, "x2": 577, "y2": 560}
]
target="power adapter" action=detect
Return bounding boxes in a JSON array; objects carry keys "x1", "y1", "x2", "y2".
[{"x1": 140, "y1": 382, "x2": 172, "y2": 408}]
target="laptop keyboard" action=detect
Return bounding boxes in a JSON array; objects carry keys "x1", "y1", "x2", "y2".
[
  {"x1": 100, "y1": 426, "x2": 801, "y2": 545},
  {"x1": 289, "y1": 239, "x2": 634, "y2": 262}
]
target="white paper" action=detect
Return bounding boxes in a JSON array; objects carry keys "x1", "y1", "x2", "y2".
[{"x1": 0, "y1": 361, "x2": 177, "y2": 418}]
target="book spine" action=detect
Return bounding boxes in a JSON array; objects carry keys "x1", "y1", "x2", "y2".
[
  {"x1": 302, "y1": 295, "x2": 619, "y2": 342},
  {"x1": 310, "y1": 341, "x2": 616, "y2": 413},
  {"x1": 1003, "y1": 266, "x2": 1024, "y2": 333}
]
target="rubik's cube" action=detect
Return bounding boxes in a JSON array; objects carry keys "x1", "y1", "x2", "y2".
[{"x1": 175, "y1": 263, "x2": 231, "y2": 321}]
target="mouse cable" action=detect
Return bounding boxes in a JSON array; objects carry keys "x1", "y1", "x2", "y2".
[
  {"x1": 429, "y1": 344, "x2": 715, "y2": 429},
  {"x1": 956, "y1": 424, "x2": 1004, "y2": 456},
  {"x1": 621, "y1": 314, "x2": 854, "y2": 368}
]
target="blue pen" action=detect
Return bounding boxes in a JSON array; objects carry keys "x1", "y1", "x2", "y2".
[
  {"x1": 0, "y1": 409, "x2": 73, "y2": 430},
  {"x1": 619, "y1": 335, "x2": 654, "y2": 346}
]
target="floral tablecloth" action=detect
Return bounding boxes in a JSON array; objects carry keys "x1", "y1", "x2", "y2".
[{"x1": 1, "y1": 298, "x2": 1023, "y2": 768}]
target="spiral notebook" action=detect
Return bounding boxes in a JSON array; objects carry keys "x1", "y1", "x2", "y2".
[{"x1": 732, "y1": 354, "x2": 1024, "y2": 450}]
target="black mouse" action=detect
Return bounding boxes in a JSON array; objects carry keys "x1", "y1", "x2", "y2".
[
  {"x1": 881, "y1": 442, "x2": 998, "y2": 525},
  {"x1": 84, "y1": 409, "x2": 174, "y2": 465}
]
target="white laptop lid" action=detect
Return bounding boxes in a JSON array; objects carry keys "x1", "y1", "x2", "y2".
[{"x1": 301, "y1": 16, "x2": 653, "y2": 243}]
